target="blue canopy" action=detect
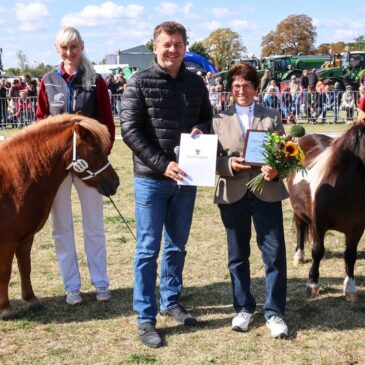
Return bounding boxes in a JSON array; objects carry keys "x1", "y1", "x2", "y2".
[{"x1": 183, "y1": 51, "x2": 217, "y2": 74}]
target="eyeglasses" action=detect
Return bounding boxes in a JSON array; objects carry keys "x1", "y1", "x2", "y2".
[{"x1": 232, "y1": 83, "x2": 254, "y2": 91}]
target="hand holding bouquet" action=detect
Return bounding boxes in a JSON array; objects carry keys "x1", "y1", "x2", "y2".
[{"x1": 246, "y1": 132, "x2": 305, "y2": 194}]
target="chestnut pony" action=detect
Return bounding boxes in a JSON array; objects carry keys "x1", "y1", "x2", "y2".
[
  {"x1": 0, "y1": 114, "x2": 119, "y2": 319},
  {"x1": 287, "y1": 121, "x2": 365, "y2": 301}
]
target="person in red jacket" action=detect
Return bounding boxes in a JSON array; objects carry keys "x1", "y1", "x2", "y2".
[
  {"x1": 15, "y1": 91, "x2": 33, "y2": 127},
  {"x1": 36, "y1": 26, "x2": 115, "y2": 306},
  {"x1": 358, "y1": 93, "x2": 365, "y2": 121}
]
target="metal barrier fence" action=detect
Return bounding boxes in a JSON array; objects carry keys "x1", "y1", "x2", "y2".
[
  {"x1": 0, "y1": 90, "x2": 361, "y2": 129},
  {"x1": 258, "y1": 90, "x2": 361, "y2": 124},
  {"x1": 0, "y1": 96, "x2": 37, "y2": 129},
  {"x1": 207, "y1": 90, "x2": 361, "y2": 123}
]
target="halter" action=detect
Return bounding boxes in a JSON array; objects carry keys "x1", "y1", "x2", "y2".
[{"x1": 66, "y1": 130, "x2": 110, "y2": 180}]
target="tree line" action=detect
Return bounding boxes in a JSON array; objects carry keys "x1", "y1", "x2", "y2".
[
  {"x1": 189, "y1": 14, "x2": 365, "y2": 71},
  {"x1": 4, "y1": 14, "x2": 365, "y2": 77}
]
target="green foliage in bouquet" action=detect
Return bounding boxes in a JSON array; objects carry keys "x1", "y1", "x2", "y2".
[{"x1": 246, "y1": 132, "x2": 305, "y2": 194}]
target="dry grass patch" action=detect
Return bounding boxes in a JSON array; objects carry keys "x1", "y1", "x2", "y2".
[{"x1": 0, "y1": 126, "x2": 365, "y2": 364}]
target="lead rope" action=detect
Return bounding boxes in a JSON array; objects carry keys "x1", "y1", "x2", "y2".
[
  {"x1": 108, "y1": 196, "x2": 161, "y2": 280},
  {"x1": 108, "y1": 196, "x2": 136, "y2": 241}
]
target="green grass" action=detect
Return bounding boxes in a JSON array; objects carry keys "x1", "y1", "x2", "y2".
[{"x1": 0, "y1": 125, "x2": 365, "y2": 364}]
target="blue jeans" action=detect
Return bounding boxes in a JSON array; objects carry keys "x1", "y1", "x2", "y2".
[
  {"x1": 218, "y1": 191, "x2": 287, "y2": 319},
  {"x1": 333, "y1": 106, "x2": 338, "y2": 122},
  {"x1": 133, "y1": 177, "x2": 197, "y2": 324}
]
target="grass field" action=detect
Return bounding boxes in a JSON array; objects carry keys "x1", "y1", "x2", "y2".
[{"x1": 1, "y1": 122, "x2": 365, "y2": 365}]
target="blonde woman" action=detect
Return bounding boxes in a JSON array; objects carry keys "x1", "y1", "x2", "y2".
[{"x1": 36, "y1": 27, "x2": 115, "y2": 305}]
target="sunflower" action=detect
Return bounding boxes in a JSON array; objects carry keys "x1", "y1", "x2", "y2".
[{"x1": 283, "y1": 141, "x2": 298, "y2": 157}]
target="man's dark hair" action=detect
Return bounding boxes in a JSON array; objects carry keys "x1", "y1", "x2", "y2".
[
  {"x1": 226, "y1": 63, "x2": 259, "y2": 91},
  {"x1": 153, "y1": 21, "x2": 187, "y2": 45}
]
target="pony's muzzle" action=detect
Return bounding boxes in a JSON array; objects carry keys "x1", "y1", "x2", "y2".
[{"x1": 98, "y1": 176, "x2": 120, "y2": 196}]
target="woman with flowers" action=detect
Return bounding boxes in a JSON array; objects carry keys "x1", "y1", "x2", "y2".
[{"x1": 212, "y1": 63, "x2": 289, "y2": 338}]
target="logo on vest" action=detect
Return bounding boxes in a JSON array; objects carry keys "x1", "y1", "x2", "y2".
[{"x1": 51, "y1": 92, "x2": 65, "y2": 107}]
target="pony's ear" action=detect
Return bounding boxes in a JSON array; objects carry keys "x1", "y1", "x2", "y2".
[{"x1": 74, "y1": 123, "x2": 94, "y2": 143}]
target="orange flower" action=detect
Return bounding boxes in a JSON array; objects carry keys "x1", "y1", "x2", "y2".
[{"x1": 283, "y1": 141, "x2": 298, "y2": 156}]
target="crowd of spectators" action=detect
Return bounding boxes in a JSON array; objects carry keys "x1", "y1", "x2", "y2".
[
  {"x1": 257, "y1": 69, "x2": 364, "y2": 124},
  {"x1": 0, "y1": 75, "x2": 38, "y2": 129},
  {"x1": 1, "y1": 68, "x2": 365, "y2": 128},
  {"x1": 193, "y1": 68, "x2": 364, "y2": 124}
]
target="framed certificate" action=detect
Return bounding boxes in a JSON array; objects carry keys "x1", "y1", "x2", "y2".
[{"x1": 242, "y1": 129, "x2": 268, "y2": 166}]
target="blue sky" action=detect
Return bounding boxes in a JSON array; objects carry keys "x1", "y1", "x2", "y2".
[{"x1": 1, "y1": 0, "x2": 365, "y2": 69}]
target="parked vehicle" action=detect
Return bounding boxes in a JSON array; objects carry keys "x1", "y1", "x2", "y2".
[
  {"x1": 260, "y1": 54, "x2": 331, "y2": 81},
  {"x1": 231, "y1": 56, "x2": 261, "y2": 69},
  {"x1": 316, "y1": 51, "x2": 365, "y2": 89}
]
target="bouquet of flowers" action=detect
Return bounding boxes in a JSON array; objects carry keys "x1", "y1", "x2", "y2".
[{"x1": 246, "y1": 132, "x2": 305, "y2": 194}]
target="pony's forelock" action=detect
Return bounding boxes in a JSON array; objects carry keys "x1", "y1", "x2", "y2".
[{"x1": 78, "y1": 117, "x2": 110, "y2": 154}]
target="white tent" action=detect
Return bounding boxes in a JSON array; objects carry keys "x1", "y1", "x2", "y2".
[{"x1": 93, "y1": 64, "x2": 128, "y2": 77}]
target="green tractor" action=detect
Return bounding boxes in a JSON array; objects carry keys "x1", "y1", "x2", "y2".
[
  {"x1": 259, "y1": 54, "x2": 331, "y2": 81},
  {"x1": 231, "y1": 56, "x2": 261, "y2": 69},
  {"x1": 213, "y1": 57, "x2": 261, "y2": 87},
  {"x1": 316, "y1": 51, "x2": 365, "y2": 89}
]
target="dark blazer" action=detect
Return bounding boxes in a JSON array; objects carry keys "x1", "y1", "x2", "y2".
[{"x1": 212, "y1": 103, "x2": 289, "y2": 204}]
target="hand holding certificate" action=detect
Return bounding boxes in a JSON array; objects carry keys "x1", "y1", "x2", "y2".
[{"x1": 177, "y1": 133, "x2": 218, "y2": 187}]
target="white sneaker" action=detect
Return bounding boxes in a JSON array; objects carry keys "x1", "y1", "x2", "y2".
[
  {"x1": 66, "y1": 289, "x2": 82, "y2": 305},
  {"x1": 266, "y1": 316, "x2": 288, "y2": 338},
  {"x1": 96, "y1": 287, "x2": 112, "y2": 302},
  {"x1": 232, "y1": 311, "x2": 254, "y2": 332}
]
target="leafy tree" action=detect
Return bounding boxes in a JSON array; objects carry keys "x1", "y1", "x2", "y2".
[
  {"x1": 5, "y1": 62, "x2": 54, "y2": 79},
  {"x1": 30, "y1": 63, "x2": 54, "y2": 79},
  {"x1": 4, "y1": 67, "x2": 21, "y2": 76},
  {"x1": 316, "y1": 42, "x2": 345, "y2": 55},
  {"x1": 349, "y1": 35, "x2": 365, "y2": 51},
  {"x1": 261, "y1": 14, "x2": 317, "y2": 56},
  {"x1": 17, "y1": 50, "x2": 29, "y2": 69},
  {"x1": 189, "y1": 41, "x2": 210, "y2": 59},
  {"x1": 261, "y1": 32, "x2": 277, "y2": 57},
  {"x1": 316, "y1": 37, "x2": 365, "y2": 55},
  {"x1": 316, "y1": 43, "x2": 331, "y2": 55},
  {"x1": 203, "y1": 28, "x2": 246, "y2": 70},
  {"x1": 145, "y1": 39, "x2": 154, "y2": 52}
]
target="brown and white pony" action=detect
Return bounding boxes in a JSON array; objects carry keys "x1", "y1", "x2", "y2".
[
  {"x1": 287, "y1": 121, "x2": 365, "y2": 301},
  {"x1": 0, "y1": 114, "x2": 119, "y2": 319}
]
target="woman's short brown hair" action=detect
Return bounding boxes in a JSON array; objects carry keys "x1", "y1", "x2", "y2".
[{"x1": 226, "y1": 63, "x2": 259, "y2": 91}]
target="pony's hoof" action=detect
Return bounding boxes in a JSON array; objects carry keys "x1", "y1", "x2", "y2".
[
  {"x1": 345, "y1": 292, "x2": 358, "y2": 302},
  {"x1": 25, "y1": 296, "x2": 42, "y2": 309},
  {"x1": 1, "y1": 307, "x2": 17, "y2": 321},
  {"x1": 306, "y1": 285, "x2": 319, "y2": 298},
  {"x1": 293, "y1": 256, "x2": 305, "y2": 266}
]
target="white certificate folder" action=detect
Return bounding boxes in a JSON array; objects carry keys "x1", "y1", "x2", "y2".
[{"x1": 177, "y1": 133, "x2": 218, "y2": 187}]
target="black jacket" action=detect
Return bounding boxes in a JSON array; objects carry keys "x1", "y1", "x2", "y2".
[{"x1": 121, "y1": 62, "x2": 212, "y2": 178}]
